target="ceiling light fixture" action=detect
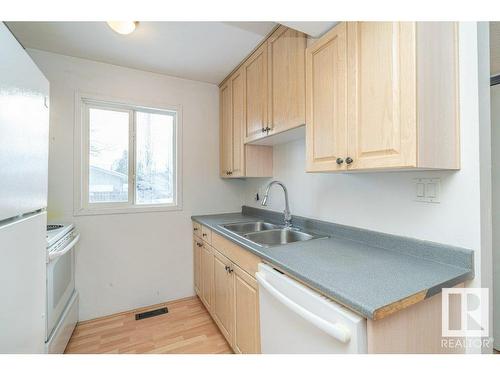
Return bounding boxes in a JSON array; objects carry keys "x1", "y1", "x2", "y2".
[{"x1": 107, "y1": 21, "x2": 137, "y2": 35}]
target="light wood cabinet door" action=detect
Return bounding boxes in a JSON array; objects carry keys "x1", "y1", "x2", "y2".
[
  {"x1": 346, "y1": 22, "x2": 417, "y2": 170},
  {"x1": 219, "y1": 81, "x2": 232, "y2": 177},
  {"x1": 213, "y1": 250, "x2": 234, "y2": 344},
  {"x1": 233, "y1": 265, "x2": 260, "y2": 354},
  {"x1": 200, "y1": 243, "x2": 214, "y2": 311},
  {"x1": 306, "y1": 22, "x2": 348, "y2": 172},
  {"x1": 244, "y1": 43, "x2": 268, "y2": 143},
  {"x1": 267, "y1": 26, "x2": 306, "y2": 134},
  {"x1": 230, "y1": 68, "x2": 245, "y2": 177},
  {"x1": 193, "y1": 239, "x2": 202, "y2": 295}
]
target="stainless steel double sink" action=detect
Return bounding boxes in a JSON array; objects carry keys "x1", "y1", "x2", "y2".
[{"x1": 219, "y1": 221, "x2": 328, "y2": 248}]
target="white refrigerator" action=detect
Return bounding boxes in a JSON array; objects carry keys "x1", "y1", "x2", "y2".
[{"x1": 0, "y1": 22, "x2": 49, "y2": 353}]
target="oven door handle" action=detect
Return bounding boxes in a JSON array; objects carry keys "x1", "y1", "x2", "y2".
[{"x1": 48, "y1": 234, "x2": 80, "y2": 262}]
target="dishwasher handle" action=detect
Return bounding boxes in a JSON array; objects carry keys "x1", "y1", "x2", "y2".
[{"x1": 256, "y1": 271, "x2": 351, "y2": 344}]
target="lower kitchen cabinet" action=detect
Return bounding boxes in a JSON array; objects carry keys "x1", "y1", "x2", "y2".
[
  {"x1": 233, "y1": 265, "x2": 260, "y2": 354},
  {"x1": 193, "y1": 223, "x2": 261, "y2": 353},
  {"x1": 192, "y1": 222, "x2": 464, "y2": 354},
  {"x1": 200, "y1": 242, "x2": 214, "y2": 312},
  {"x1": 193, "y1": 239, "x2": 202, "y2": 295},
  {"x1": 213, "y1": 250, "x2": 234, "y2": 343}
]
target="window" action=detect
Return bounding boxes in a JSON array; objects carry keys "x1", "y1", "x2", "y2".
[{"x1": 75, "y1": 94, "x2": 181, "y2": 215}]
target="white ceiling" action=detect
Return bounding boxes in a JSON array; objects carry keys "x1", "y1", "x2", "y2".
[
  {"x1": 6, "y1": 21, "x2": 276, "y2": 84},
  {"x1": 491, "y1": 22, "x2": 500, "y2": 76},
  {"x1": 8, "y1": 21, "x2": 500, "y2": 81},
  {"x1": 280, "y1": 22, "x2": 338, "y2": 38}
]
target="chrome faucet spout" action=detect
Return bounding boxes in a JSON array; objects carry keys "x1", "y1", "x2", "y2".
[{"x1": 261, "y1": 180, "x2": 292, "y2": 227}]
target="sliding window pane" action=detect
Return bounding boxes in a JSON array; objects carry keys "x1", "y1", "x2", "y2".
[
  {"x1": 135, "y1": 111, "x2": 175, "y2": 205},
  {"x1": 88, "y1": 108, "x2": 129, "y2": 203}
]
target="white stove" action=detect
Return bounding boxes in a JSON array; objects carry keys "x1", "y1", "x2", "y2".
[
  {"x1": 45, "y1": 222, "x2": 79, "y2": 353},
  {"x1": 46, "y1": 223, "x2": 75, "y2": 249}
]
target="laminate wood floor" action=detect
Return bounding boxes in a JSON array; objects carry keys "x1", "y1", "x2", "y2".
[{"x1": 65, "y1": 296, "x2": 233, "y2": 354}]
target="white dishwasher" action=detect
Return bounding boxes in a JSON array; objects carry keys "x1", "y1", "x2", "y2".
[{"x1": 256, "y1": 263, "x2": 367, "y2": 354}]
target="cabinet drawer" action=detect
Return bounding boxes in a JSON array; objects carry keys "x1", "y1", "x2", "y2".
[
  {"x1": 212, "y1": 232, "x2": 261, "y2": 277},
  {"x1": 201, "y1": 226, "x2": 212, "y2": 244},
  {"x1": 192, "y1": 222, "x2": 202, "y2": 238}
]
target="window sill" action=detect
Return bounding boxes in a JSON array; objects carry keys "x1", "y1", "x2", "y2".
[{"x1": 74, "y1": 203, "x2": 182, "y2": 217}]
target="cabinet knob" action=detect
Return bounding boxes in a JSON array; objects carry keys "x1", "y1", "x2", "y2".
[
  {"x1": 336, "y1": 158, "x2": 344, "y2": 165},
  {"x1": 196, "y1": 242, "x2": 202, "y2": 247},
  {"x1": 225, "y1": 265, "x2": 229, "y2": 272},
  {"x1": 346, "y1": 157, "x2": 353, "y2": 165},
  {"x1": 265, "y1": 126, "x2": 271, "y2": 133},
  {"x1": 228, "y1": 268, "x2": 234, "y2": 274},
  {"x1": 228, "y1": 171, "x2": 233, "y2": 175},
  {"x1": 202, "y1": 233, "x2": 207, "y2": 237},
  {"x1": 261, "y1": 128, "x2": 266, "y2": 133},
  {"x1": 193, "y1": 228, "x2": 198, "y2": 231}
]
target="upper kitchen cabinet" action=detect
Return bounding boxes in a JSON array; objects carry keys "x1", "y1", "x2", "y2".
[
  {"x1": 306, "y1": 22, "x2": 348, "y2": 172},
  {"x1": 244, "y1": 43, "x2": 268, "y2": 143},
  {"x1": 219, "y1": 25, "x2": 308, "y2": 178},
  {"x1": 220, "y1": 67, "x2": 273, "y2": 179},
  {"x1": 267, "y1": 26, "x2": 307, "y2": 136},
  {"x1": 229, "y1": 68, "x2": 245, "y2": 177},
  {"x1": 220, "y1": 80, "x2": 233, "y2": 177},
  {"x1": 306, "y1": 22, "x2": 460, "y2": 172}
]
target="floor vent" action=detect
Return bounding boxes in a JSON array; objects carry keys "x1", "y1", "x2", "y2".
[{"x1": 135, "y1": 307, "x2": 168, "y2": 320}]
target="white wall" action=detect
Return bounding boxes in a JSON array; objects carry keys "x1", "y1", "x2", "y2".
[
  {"x1": 242, "y1": 24, "x2": 493, "y2": 350},
  {"x1": 491, "y1": 83, "x2": 500, "y2": 350},
  {"x1": 29, "y1": 49, "x2": 246, "y2": 320}
]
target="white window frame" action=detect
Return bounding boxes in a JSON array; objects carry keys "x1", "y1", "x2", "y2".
[{"x1": 74, "y1": 92, "x2": 182, "y2": 216}]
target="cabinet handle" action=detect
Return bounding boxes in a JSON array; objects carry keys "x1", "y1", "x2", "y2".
[
  {"x1": 202, "y1": 233, "x2": 207, "y2": 237},
  {"x1": 196, "y1": 242, "x2": 202, "y2": 247},
  {"x1": 336, "y1": 158, "x2": 344, "y2": 165},
  {"x1": 346, "y1": 157, "x2": 353, "y2": 165},
  {"x1": 228, "y1": 171, "x2": 233, "y2": 175},
  {"x1": 193, "y1": 228, "x2": 198, "y2": 231}
]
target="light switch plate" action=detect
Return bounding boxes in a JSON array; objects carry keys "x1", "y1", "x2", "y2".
[{"x1": 414, "y1": 178, "x2": 441, "y2": 203}]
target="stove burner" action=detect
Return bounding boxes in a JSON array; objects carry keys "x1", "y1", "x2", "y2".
[{"x1": 47, "y1": 224, "x2": 64, "y2": 231}]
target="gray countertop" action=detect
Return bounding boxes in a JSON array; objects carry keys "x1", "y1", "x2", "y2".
[{"x1": 192, "y1": 206, "x2": 474, "y2": 320}]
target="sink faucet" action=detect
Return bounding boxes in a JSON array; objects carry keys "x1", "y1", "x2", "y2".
[{"x1": 261, "y1": 180, "x2": 292, "y2": 227}]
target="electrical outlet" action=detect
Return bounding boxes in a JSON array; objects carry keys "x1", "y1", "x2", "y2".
[{"x1": 414, "y1": 178, "x2": 441, "y2": 203}]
